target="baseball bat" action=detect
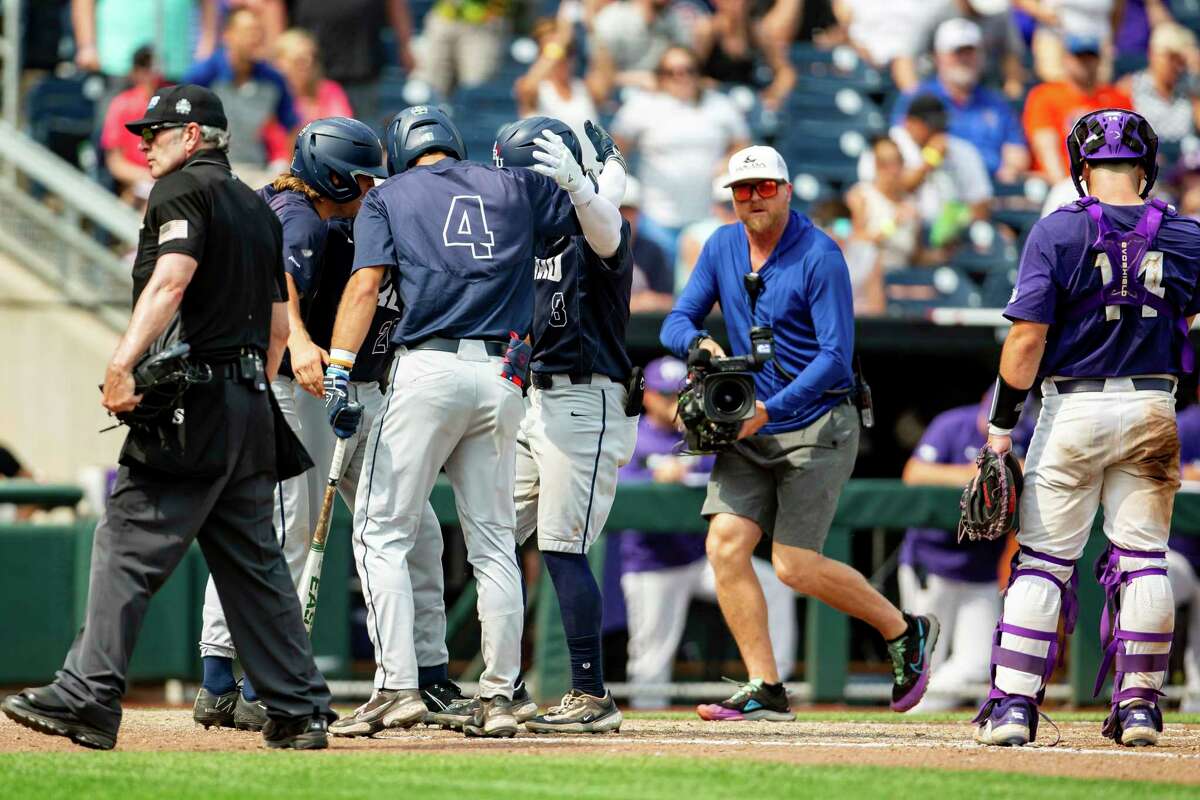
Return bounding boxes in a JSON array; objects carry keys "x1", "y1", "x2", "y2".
[{"x1": 298, "y1": 435, "x2": 350, "y2": 636}]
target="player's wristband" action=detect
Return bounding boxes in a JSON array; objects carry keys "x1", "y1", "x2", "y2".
[
  {"x1": 988, "y1": 375, "x2": 1029, "y2": 431},
  {"x1": 329, "y1": 348, "x2": 357, "y2": 370},
  {"x1": 921, "y1": 146, "x2": 944, "y2": 168}
]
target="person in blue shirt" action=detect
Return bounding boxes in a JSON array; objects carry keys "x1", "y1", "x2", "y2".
[
  {"x1": 661, "y1": 145, "x2": 939, "y2": 722},
  {"x1": 891, "y1": 18, "x2": 1029, "y2": 181},
  {"x1": 321, "y1": 105, "x2": 621, "y2": 739}
]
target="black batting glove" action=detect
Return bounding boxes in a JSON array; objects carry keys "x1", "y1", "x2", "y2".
[{"x1": 584, "y1": 120, "x2": 626, "y2": 171}]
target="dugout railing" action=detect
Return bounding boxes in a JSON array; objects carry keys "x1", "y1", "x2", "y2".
[{"x1": 2, "y1": 479, "x2": 1197, "y2": 707}]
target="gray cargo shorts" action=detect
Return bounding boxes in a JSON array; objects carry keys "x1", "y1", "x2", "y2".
[{"x1": 701, "y1": 401, "x2": 860, "y2": 551}]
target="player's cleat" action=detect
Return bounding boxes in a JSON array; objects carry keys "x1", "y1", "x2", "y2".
[
  {"x1": 696, "y1": 678, "x2": 795, "y2": 721},
  {"x1": 511, "y1": 682, "x2": 538, "y2": 723},
  {"x1": 463, "y1": 695, "x2": 518, "y2": 738},
  {"x1": 887, "y1": 614, "x2": 940, "y2": 712},
  {"x1": 525, "y1": 689, "x2": 623, "y2": 734},
  {"x1": 234, "y1": 693, "x2": 268, "y2": 732},
  {"x1": 974, "y1": 695, "x2": 1035, "y2": 747},
  {"x1": 432, "y1": 683, "x2": 537, "y2": 730},
  {"x1": 1104, "y1": 701, "x2": 1162, "y2": 747},
  {"x1": 262, "y1": 714, "x2": 328, "y2": 750},
  {"x1": 2, "y1": 686, "x2": 116, "y2": 750},
  {"x1": 329, "y1": 689, "x2": 426, "y2": 737},
  {"x1": 192, "y1": 686, "x2": 238, "y2": 729},
  {"x1": 420, "y1": 679, "x2": 465, "y2": 723}
]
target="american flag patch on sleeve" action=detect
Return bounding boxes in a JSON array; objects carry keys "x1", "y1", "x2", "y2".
[{"x1": 158, "y1": 219, "x2": 188, "y2": 244}]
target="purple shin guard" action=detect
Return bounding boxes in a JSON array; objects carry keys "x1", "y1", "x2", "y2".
[{"x1": 1093, "y1": 544, "x2": 1172, "y2": 739}]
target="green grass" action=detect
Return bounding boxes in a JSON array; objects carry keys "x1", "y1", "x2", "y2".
[
  {"x1": 2, "y1": 753, "x2": 1198, "y2": 800},
  {"x1": 624, "y1": 710, "x2": 1200, "y2": 725}
]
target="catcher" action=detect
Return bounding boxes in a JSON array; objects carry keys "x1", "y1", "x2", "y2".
[{"x1": 971, "y1": 109, "x2": 1200, "y2": 748}]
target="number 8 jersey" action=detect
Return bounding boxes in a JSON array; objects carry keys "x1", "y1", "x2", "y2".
[{"x1": 351, "y1": 158, "x2": 579, "y2": 346}]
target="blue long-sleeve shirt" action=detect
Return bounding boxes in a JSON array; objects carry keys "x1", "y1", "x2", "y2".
[{"x1": 660, "y1": 210, "x2": 855, "y2": 434}]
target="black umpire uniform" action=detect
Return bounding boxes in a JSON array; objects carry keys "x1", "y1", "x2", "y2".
[{"x1": 1, "y1": 86, "x2": 332, "y2": 749}]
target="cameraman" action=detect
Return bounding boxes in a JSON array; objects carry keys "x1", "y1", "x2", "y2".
[{"x1": 660, "y1": 146, "x2": 938, "y2": 721}]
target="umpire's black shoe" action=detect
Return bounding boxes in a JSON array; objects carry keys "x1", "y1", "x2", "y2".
[
  {"x1": 234, "y1": 693, "x2": 268, "y2": 732},
  {"x1": 193, "y1": 686, "x2": 238, "y2": 729},
  {"x1": 420, "y1": 679, "x2": 464, "y2": 722},
  {"x1": 2, "y1": 685, "x2": 116, "y2": 750},
  {"x1": 262, "y1": 714, "x2": 329, "y2": 750}
]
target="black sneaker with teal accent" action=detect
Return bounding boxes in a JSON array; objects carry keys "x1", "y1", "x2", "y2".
[
  {"x1": 696, "y1": 678, "x2": 794, "y2": 721},
  {"x1": 887, "y1": 613, "x2": 940, "y2": 712}
]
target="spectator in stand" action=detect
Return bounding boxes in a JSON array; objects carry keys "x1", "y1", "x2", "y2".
[
  {"x1": 592, "y1": 0, "x2": 694, "y2": 90},
  {"x1": 675, "y1": 176, "x2": 737, "y2": 293},
  {"x1": 0, "y1": 443, "x2": 35, "y2": 522},
  {"x1": 846, "y1": 136, "x2": 922, "y2": 272},
  {"x1": 891, "y1": 18, "x2": 1030, "y2": 182},
  {"x1": 514, "y1": 16, "x2": 615, "y2": 169},
  {"x1": 71, "y1": 0, "x2": 219, "y2": 82},
  {"x1": 1169, "y1": 152, "x2": 1200, "y2": 219},
  {"x1": 809, "y1": 197, "x2": 886, "y2": 316},
  {"x1": 413, "y1": 0, "x2": 512, "y2": 99},
  {"x1": 184, "y1": 6, "x2": 298, "y2": 182},
  {"x1": 1016, "y1": 0, "x2": 1117, "y2": 82},
  {"x1": 859, "y1": 93, "x2": 993, "y2": 239},
  {"x1": 1121, "y1": 22, "x2": 1200, "y2": 144},
  {"x1": 613, "y1": 46, "x2": 750, "y2": 262},
  {"x1": 99, "y1": 45, "x2": 161, "y2": 205},
  {"x1": 225, "y1": 0, "x2": 287, "y2": 50},
  {"x1": 1113, "y1": 0, "x2": 1177, "y2": 61},
  {"x1": 761, "y1": 0, "x2": 847, "y2": 48},
  {"x1": 272, "y1": 28, "x2": 353, "y2": 128},
  {"x1": 958, "y1": 0, "x2": 1029, "y2": 99},
  {"x1": 1022, "y1": 33, "x2": 1132, "y2": 182},
  {"x1": 618, "y1": 357, "x2": 797, "y2": 710},
  {"x1": 1170, "y1": 398, "x2": 1200, "y2": 712},
  {"x1": 835, "y1": 0, "x2": 958, "y2": 92},
  {"x1": 621, "y1": 177, "x2": 677, "y2": 312},
  {"x1": 291, "y1": 0, "x2": 415, "y2": 130},
  {"x1": 691, "y1": 0, "x2": 796, "y2": 112},
  {"x1": 898, "y1": 387, "x2": 1035, "y2": 711}
]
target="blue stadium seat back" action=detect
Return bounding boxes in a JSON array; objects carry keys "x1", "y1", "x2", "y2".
[
  {"x1": 789, "y1": 42, "x2": 837, "y2": 67},
  {"x1": 885, "y1": 266, "x2": 982, "y2": 316},
  {"x1": 1113, "y1": 51, "x2": 1148, "y2": 79},
  {"x1": 26, "y1": 75, "x2": 101, "y2": 166},
  {"x1": 1158, "y1": 138, "x2": 1183, "y2": 167},
  {"x1": 992, "y1": 207, "x2": 1042, "y2": 238},
  {"x1": 980, "y1": 268, "x2": 1018, "y2": 308}
]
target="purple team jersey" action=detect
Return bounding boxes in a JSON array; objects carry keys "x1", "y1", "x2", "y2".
[
  {"x1": 1005, "y1": 202, "x2": 1200, "y2": 378},
  {"x1": 1172, "y1": 405, "x2": 1200, "y2": 570},
  {"x1": 900, "y1": 403, "x2": 1033, "y2": 583}
]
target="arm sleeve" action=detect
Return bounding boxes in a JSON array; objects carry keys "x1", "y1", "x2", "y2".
[
  {"x1": 597, "y1": 158, "x2": 627, "y2": 208},
  {"x1": 1004, "y1": 219, "x2": 1059, "y2": 323},
  {"x1": 763, "y1": 251, "x2": 855, "y2": 421},
  {"x1": 145, "y1": 175, "x2": 209, "y2": 261},
  {"x1": 351, "y1": 190, "x2": 395, "y2": 271},
  {"x1": 660, "y1": 236, "x2": 721, "y2": 356},
  {"x1": 277, "y1": 206, "x2": 326, "y2": 295}
]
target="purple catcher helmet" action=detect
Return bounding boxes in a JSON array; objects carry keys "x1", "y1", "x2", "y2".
[{"x1": 1066, "y1": 108, "x2": 1159, "y2": 198}]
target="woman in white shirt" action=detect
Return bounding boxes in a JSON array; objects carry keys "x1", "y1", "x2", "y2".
[
  {"x1": 612, "y1": 46, "x2": 750, "y2": 260},
  {"x1": 846, "y1": 136, "x2": 921, "y2": 272}
]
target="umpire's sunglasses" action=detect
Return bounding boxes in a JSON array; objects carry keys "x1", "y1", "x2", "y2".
[
  {"x1": 731, "y1": 180, "x2": 780, "y2": 202},
  {"x1": 139, "y1": 123, "x2": 186, "y2": 144}
]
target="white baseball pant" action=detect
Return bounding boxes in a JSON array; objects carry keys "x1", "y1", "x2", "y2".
[
  {"x1": 898, "y1": 565, "x2": 999, "y2": 711},
  {"x1": 514, "y1": 377, "x2": 639, "y2": 553},
  {"x1": 622, "y1": 556, "x2": 796, "y2": 709},
  {"x1": 352, "y1": 342, "x2": 525, "y2": 697},
  {"x1": 200, "y1": 377, "x2": 447, "y2": 669}
]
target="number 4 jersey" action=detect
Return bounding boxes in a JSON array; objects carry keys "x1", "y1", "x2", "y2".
[{"x1": 350, "y1": 158, "x2": 579, "y2": 346}]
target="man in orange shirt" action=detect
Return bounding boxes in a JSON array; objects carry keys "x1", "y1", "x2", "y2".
[{"x1": 1023, "y1": 35, "x2": 1132, "y2": 182}]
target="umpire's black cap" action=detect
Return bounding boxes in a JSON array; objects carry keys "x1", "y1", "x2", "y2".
[{"x1": 124, "y1": 84, "x2": 228, "y2": 135}]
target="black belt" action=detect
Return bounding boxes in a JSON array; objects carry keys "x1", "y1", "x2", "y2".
[
  {"x1": 531, "y1": 372, "x2": 597, "y2": 390},
  {"x1": 1054, "y1": 378, "x2": 1175, "y2": 394},
  {"x1": 409, "y1": 336, "x2": 506, "y2": 357}
]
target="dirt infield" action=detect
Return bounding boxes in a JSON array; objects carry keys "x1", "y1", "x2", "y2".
[{"x1": 3, "y1": 709, "x2": 1200, "y2": 784}]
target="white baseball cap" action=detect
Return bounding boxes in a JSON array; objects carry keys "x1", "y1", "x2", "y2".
[
  {"x1": 723, "y1": 146, "x2": 789, "y2": 187},
  {"x1": 935, "y1": 18, "x2": 983, "y2": 54}
]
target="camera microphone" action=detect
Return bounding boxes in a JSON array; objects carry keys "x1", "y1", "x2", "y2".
[{"x1": 744, "y1": 272, "x2": 763, "y2": 315}]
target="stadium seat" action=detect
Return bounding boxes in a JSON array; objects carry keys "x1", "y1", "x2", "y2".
[{"x1": 885, "y1": 266, "x2": 982, "y2": 317}]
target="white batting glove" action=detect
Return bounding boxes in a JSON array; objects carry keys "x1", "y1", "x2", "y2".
[{"x1": 531, "y1": 129, "x2": 587, "y2": 194}]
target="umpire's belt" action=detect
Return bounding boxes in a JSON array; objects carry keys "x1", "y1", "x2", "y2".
[
  {"x1": 410, "y1": 336, "x2": 506, "y2": 357},
  {"x1": 1052, "y1": 377, "x2": 1176, "y2": 395},
  {"x1": 531, "y1": 372, "x2": 614, "y2": 390}
]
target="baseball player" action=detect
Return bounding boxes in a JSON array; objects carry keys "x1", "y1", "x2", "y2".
[
  {"x1": 322, "y1": 106, "x2": 622, "y2": 738},
  {"x1": 974, "y1": 109, "x2": 1200, "y2": 747}
]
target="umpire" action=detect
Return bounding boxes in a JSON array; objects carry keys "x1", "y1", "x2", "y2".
[{"x1": 1, "y1": 85, "x2": 333, "y2": 750}]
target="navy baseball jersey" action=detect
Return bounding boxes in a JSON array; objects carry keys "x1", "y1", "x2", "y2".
[
  {"x1": 531, "y1": 222, "x2": 634, "y2": 380},
  {"x1": 352, "y1": 159, "x2": 578, "y2": 346},
  {"x1": 900, "y1": 404, "x2": 1033, "y2": 583},
  {"x1": 258, "y1": 185, "x2": 327, "y2": 298},
  {"x1": 1005, "y1": 202, "x2": 1200, "y2": 377}
]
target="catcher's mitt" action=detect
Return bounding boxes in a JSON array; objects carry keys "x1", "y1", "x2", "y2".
[
  {"x1": 114, "y1": 343, "x2": 212, "y2": 431},
  {"x1": 957, "y1": 445, "x2": 1023, "y2": 542}
]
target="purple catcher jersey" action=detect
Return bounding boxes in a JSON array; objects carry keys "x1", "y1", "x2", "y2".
[
  {"x1": 900, "y1": 404, "x2": 1033, "y2": 583},
  {"x1": 352, "y1": 158, "x2": 577, "y2": 345},
  {"x1": 1173, "y1": 405, "x2": 1200, "y2": 569},
  {"x1": 1005, "y1": 201, "x2": 1200, "y2": 378}
]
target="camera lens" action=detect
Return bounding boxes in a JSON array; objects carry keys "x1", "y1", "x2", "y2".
[{"x1": 710, "y1": 378, "x2": 748, "y2": 417}]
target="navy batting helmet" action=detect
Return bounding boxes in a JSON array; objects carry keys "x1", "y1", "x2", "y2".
[
  {"x1": 289, "y1": 117, "x2": 387, "y2": 204},
  {"x1": 1066, "y1": 108, "x2": 1160, "y2": 198},
  {"x1": 493, "y1": 116, "x2": 582, "y2": 170},
  {"x1": 385, "y1": 105, "x2": 467, "y2": 175}
]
